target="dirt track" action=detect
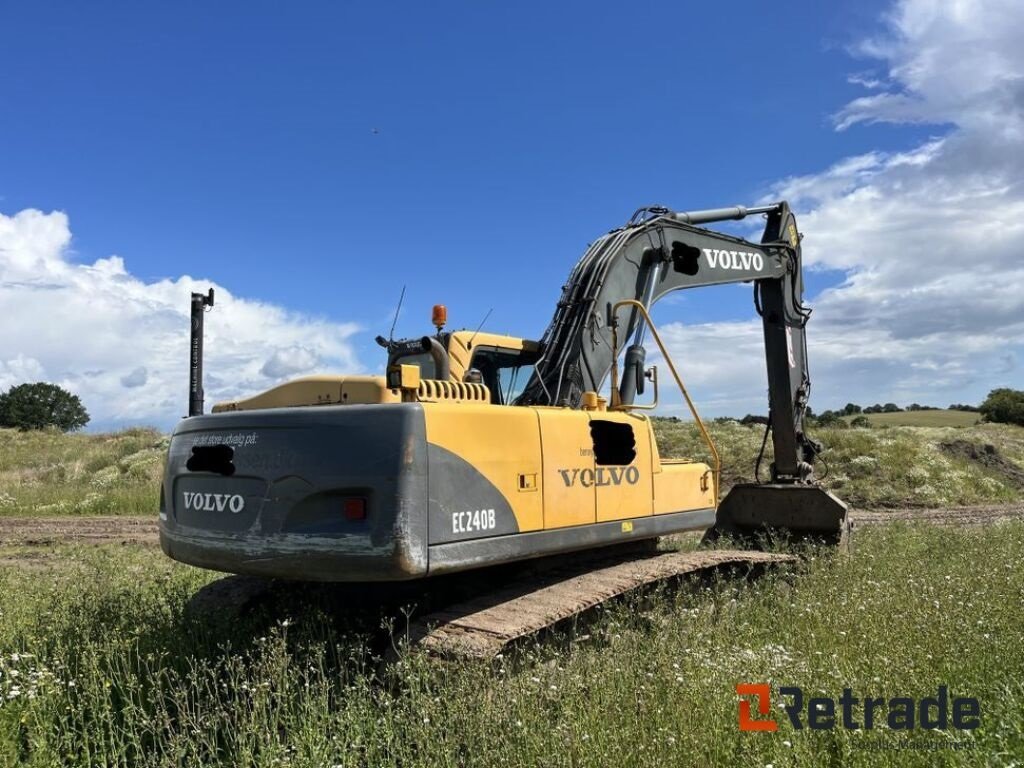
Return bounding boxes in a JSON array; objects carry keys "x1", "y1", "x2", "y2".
[
  {"x1": 0, "y1": 515, "x2": 159, "y2": 547},
  {"x1": 1, "y1": 503, "x2": 1022, "y2": 549}
]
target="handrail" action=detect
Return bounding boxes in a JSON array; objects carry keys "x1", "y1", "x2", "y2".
[
  {"x1": 609, "y1": 299, "x2": 721, "y2": 502},
  {"x1": 618, "y1": 364, "x2": 659, "y2": 410}
]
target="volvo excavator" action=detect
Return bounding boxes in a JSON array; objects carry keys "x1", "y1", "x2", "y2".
[{"x1": 159, "y1": 201, "x2": 848, "y2": 585}]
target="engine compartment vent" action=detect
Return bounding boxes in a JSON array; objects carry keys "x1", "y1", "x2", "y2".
[{"x1": 417, "y1": 380, "x2": 491, "y2": 403}]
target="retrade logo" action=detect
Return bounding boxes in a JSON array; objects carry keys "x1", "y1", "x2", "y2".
[
  {"x1": 736, "y1": 683, "x2": 980, "y2": 732},
  {"x1": 737, "y1": 683, "x2": 778, "y2": 731}
]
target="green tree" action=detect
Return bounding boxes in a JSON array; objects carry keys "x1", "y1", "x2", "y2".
[
  {"x1": 816, "y1": 410, "x2": 842, "y2": 426},
  {"x1": 850, "y1": 415, "x2": 872, "y2": 428},
  {"x1": 979, "y1": 388, "x2": 1024, "y2": 426},
  {"x1": 842, "y1": 403, "x2": 862, "y2": 415},
  {"x1": 0, "y1": 382, "x2": 90, "y2": 432}
]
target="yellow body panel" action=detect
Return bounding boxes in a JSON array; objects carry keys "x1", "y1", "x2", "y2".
[
  {"x1": 422, "y1": 402, "x2": 544, "y2": 533},
  {"x1": 212, "y1": 375, "x2": 400, "y2": 412},
  {"x1": 537, "y1": 409, "x2": 597, "y2": 529},
  {"x1": 423, "y1": 401, "x2": 713, "y2": 533},
  {"x1": 653, "y1": 461, "x2": 716, "y2": 514},
  {"x1": 591, "y1": 411, "x2": 654, "y2": 522}
]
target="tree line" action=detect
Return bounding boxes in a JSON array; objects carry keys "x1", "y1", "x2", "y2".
[
  {"x1": 734, "y1": 388, "x2": 1023, "y2": 428},
  {"x1": 3, "y1": 380, "x2": 1024, "y2": 434}
]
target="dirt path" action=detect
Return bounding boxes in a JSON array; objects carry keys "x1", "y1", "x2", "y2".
[
  {"x1": 0, "y1": 515, "x2": 158, "y2": 547},
  {"x1": 0, "y1": 502, "x2": 1021, "y2": 549}
]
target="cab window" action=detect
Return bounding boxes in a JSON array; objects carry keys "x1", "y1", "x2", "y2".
[{"x1": 469, "y1": 346, "x2": 539, "y2": 405}]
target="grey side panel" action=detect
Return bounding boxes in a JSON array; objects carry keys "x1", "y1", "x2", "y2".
[
  {"x1": 428, "y1": 507, "x2": 715, "y2": 575},
  {"x1": 427, "y1": 443, "x2": 520, "y2": 545},
  {"x1": 159, "y1": 404, "x2": 430, "y2": 581}
]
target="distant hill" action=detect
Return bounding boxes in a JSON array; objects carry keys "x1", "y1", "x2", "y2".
[{"x1": 841, "y1": 409, "x2": 981, "y2": 428}]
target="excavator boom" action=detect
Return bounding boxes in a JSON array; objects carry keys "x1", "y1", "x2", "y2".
[{"x1": 518, "y1": 201, "x2": 847, "y2": 542}]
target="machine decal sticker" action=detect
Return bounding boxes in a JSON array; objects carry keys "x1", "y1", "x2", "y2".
[
  {"x1": 189, "y1": 432, "x2": 258, "y2": 448},
  {"x1": 452, "y1": 508, "x2": 496, "y2": 534},
  {"x1": 558, "y1": 466, "x2": 640, "y2": 488},
  {"x1": 182, "y1": 492, "x2": 246, "y2": 513},
  {"x1": 702, "y1": 248, "x2": 764, "y2": 272}
]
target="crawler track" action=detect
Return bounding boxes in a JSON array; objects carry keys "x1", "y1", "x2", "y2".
[{"x1": 404, "y1": 548, "x2": 795, "y2": 659}]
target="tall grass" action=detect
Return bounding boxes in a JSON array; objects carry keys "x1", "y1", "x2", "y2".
[
  {"x1": 655, "y1": 420, "x2": 1024, "y2": 508},
  {"x1": 0, "y1": 522, "x2": 1021, "y2": 766},
  {"x1": 0, "y1": 428, "x2": 165, "y2": 517}
]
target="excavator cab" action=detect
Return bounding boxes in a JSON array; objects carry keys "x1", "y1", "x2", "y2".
[
  {"x1": 461, "y1": 345, "x2": 540, "y2": 405},
  {"x1": 378, "y1": 329, "x2": 542, "y2": 407}
]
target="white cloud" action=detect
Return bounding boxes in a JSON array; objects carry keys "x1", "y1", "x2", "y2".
[
  {"x1": 0, "y1": 209, "x2": 361, "y2": 429},
  {"x1": 837, "y1": 0, "x2": 1024, "y2": 136},
  {"x1": 656, "y1": 0, "x2": 1024, "y2": 416}
]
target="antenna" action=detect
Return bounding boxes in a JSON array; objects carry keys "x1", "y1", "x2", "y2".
[
  {"x1": 467, "y1": 307, "x2": 493, "y2": 348},
  {"x1": 387, "y1": 285, "x2": 406, "y2": 346}
]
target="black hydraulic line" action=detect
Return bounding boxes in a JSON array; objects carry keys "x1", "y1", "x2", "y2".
[{"x1": 754, "y1": 416, "x2": 771, "y2": 485}]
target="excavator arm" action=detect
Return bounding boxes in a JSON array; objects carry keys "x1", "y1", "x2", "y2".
[
  {"x1": 518, "y1": 201, "x2": 813, "y2": 483},
  {"x1": 517, "y1": 201, "x2": 848, "y2": 542}
]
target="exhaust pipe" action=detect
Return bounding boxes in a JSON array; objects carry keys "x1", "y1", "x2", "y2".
[
  {"x1": 189, "y1": 288, "x2": 215, "y2": 417},
  {"x1": 420, "y1": 336, "x2": 450, "y2": 381}
]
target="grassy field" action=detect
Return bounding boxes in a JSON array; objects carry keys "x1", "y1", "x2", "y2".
[
  {"x1": 0, "y1": 523, "x2": 1021, "y2": 766},
  {"x1": 654, "y1": 419, "x2": 1024, "y2": 509},
  {"x1": 0, "y1": 428, "x2": 165, "y2": 517},
  {"x1": 1, "y1": 424, "x2": 1023, "y2": 764},
  {"x1": 1, "y1": 419, "x2": 1022, "y2": 516},
  {"x1": 841, "y1": 410, "x2": 981, "y2": 428}
]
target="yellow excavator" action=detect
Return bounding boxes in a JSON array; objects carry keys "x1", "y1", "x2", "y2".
[{"x1": 160, "y1": 202, "x2": 848, "y2": 581}]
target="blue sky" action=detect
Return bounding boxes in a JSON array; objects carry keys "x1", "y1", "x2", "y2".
[{"x1": 2, "y1": 0, "x2": 1022, "y2": 428}]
